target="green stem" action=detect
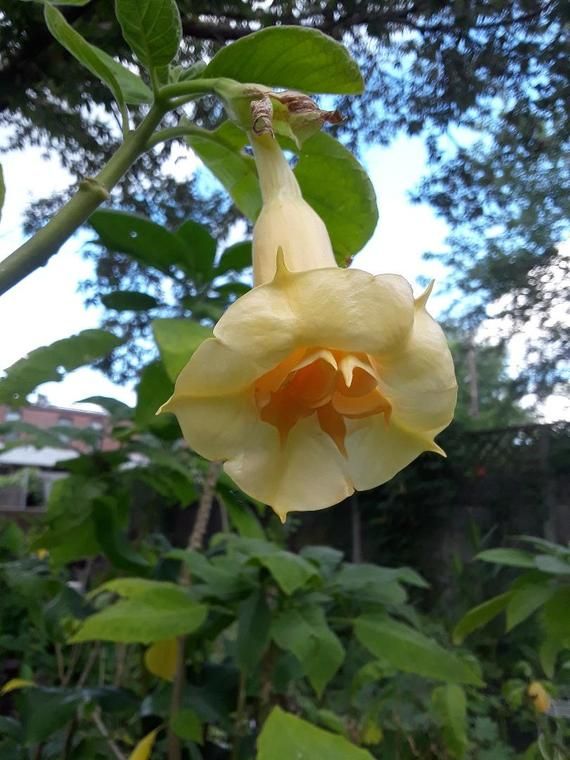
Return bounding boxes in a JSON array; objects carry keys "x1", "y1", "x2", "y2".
[
  {"x1": 0, "y1": 103, "x2": 167, "y2": 297},
  {"x1": 157, "y1": 78, "x2": 223, "y2": 102},
  {"x1": 147, "y1": 124, "x2": 206, "y2": 150}
]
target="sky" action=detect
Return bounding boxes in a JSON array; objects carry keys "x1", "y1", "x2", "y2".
[{"x1": 0, "y1": 129, "x2": 567, "y2": 421}]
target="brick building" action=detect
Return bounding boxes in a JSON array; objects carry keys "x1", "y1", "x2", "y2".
[{"x1": 0, "y1": 398, "x2": 115, "y2": 512}]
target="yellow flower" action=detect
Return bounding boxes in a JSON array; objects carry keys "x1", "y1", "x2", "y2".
[{"x1": 160, "y1": 135, "x2": 457, "y2": 521}]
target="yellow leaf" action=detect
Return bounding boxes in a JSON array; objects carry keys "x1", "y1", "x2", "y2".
[
  {"x1": 361, "y1": 720, "x2": 383, "y2": 746},
  {"x1": 1, "y1": 678, "x2": 34, "y2": 695},
  {"x1": 128, "y1": 728, "x2": 160, "y2": 760},
  {"x1": 35, "y1": 548, "x2": 49, "y2": 560},
  {"x1": 144, "y1": 639, "x2": 178, "y2": 682}
]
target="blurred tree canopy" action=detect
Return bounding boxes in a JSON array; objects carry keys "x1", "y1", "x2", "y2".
[{"x1": 1, "y1": 0, "x2": 567, "y2": 390}]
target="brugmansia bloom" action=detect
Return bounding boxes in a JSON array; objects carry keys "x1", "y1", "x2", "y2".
[{"x1": 160, "y1": 134, "x2": 457, "y2": 521}]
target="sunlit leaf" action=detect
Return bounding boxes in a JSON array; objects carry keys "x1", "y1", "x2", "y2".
[
  {"x1": 152, "y1": 318, "x2": 212, "y2": 381},
  {"x1": 257, "y1": 707, "x2": 373, "y2": 759},
  {"x1": 0, "y1": 329, "x2": 123, "y2": 406},
  {"x1": 116, "y1": 0, "x2": 181, "y2": 70},
  {"x1": 355, "y1": 615, "x2": 483, "y2": 685},
  {"x1": 205, "y1": 26, "x2": 363, "y2": 94}
]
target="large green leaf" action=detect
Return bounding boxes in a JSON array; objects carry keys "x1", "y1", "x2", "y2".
[
  {"x1": 332, "y1": 563, "x2": 408, "y2": 605},
  {"x1": 432, "y1": 684, "x2": 469, "y2": 759},
  {"x1": 44, "y1": 5, "x2": 150, "y2": 110},
  {"x1": 71, "y1": 585, "x2": 207, "y2": 643},
  {"x1": 205, "y1": 26, "x2": 363, "y2": 95},
  {"x1": 217, "y1": 486, "x2": 265, "y2": 540},
  {"x1": 255, "y1": 551, "x2": 318, "y2": 595},
  {"x1": 295, "y1": 131, "x2": 378, "y2": 262},
  {"x1": 175, "y1": 219, "x2": 217, "y2": 281},
  {"x1": 92, "y1": 499, "x2": 152, "y2": 574},
  {"x1": 152, "y1": 318, "x2": 212, "y2": 381},
  {"x1": 257, "y1": 707, "x2": 372, "y2": 760},
  {"x1": 534, "y1": 554, "x2": 570, "y2": 575},
  {"x1": 215, "y1": 241, "x2": 253, "y2": 277},
  {"x1": 0, "y1": 329, "x2": 123, "y2": 405},
  {"x1": 89, "y1": 210, "x2": 189, "y2": 275},
  {"x1": 115, "y1": 0, "x2": 181, "y2": 70},
  {"x1": 354, "y1": 615, "x2": 483, "y2": 686},
  {"x1": 452, "y1": 591, "x2": 513, "y2": 644},
  {"x1": 476, "y1": 548, "x2": 536, "y2": 568},
  {"x1": 237, "y1": 590, "x2": 271, "y2": 673},
  {"x1": 186, "y1": 124, "x2": 262, "y2": 220},
  {"x1": 101, "y1": 291, "x2": 159, "y2": 311},
  {"x1": 134, "y1": 360, "x2": 173, "y2": 426},
  {"x1": 187, "y1": 123, "x2": 377, "y2": 264},
  {"x1": 271, "y1": 607, "x2": 344, "y2": 696},
  {"x1": 506, "y1": 584, "x2": 556, "y2": 631}
]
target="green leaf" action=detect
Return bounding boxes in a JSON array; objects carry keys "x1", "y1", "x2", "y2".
[
  {"x1": 152, "y1": 318, "x2": 212, "y2": 381},
  {"x1": 476, "y1": 548, "x2": 536, "y2": 568},
  {"x1": 134, "y1": 360, "x2": 173, "y2": 426},
  {"x1": 0, "y1": 163, "x2": 4, "y2": 223},
  {"x1": 541, "y1": 587, "x2": 570, "y2": 641},
  {"x1": 257, "y1": 707, "x2": 373, "y2": 760},
  {"x1": 217, "y1": 487, "x2": 265, "y2": 539},
  {"x1": 101, "y1": 291, "x2": 159, "y2": 311},
  {"x1": 0, "y1": 329, "x2": 123, "y2": 405},
  {"x1": 215, "y1": 241, "x2": 252, "y2": 277},
  {"x1": 115, "y1": 0, "x2": 182, "y2": 70},
  {"x1": 271, "y1": 606, "x2": 344, "y2": 696},
  {"x1": 432, "y1": 684, "x2": 469, "y2": 759},
  {"x1": 92, "y1": 499, "x2": 152, "y2": 574},
  {"x1": 90, "y1": 210, "x2": 190, "y2": 275},
  {"x1": 205, "y1": 26, "x2": 363, "y2": 95},
  {"x1": 534, "y1": 554, "x2": 570, "y2": 575},
  {"x1": 175, "y1": 219, "x2": 217, "y2": 281},
  {"x1": 19, "y1": 687, "x2": 80, "y2": 743},
  {"x1": 506, "y1": 584, "x2": 556, "y2": 631},
  {"x1": 44, "y1": 5, "x2": 150, "y2": 116},
  {"x1": 78, "y1": 395, "x2": 133, "y2": 420},
  {"x1": 71, "y1": 585, "x2": 207, "y2": 643},
  {"x1": 170, "y1": 708, "x2": 203, "y2": 744},
  {"x1": 257, "y1": 551, "x2": 318, "y2": 595},
  {"x1": 294, "y1": 131, "x2": 378, "y2": 264},
  {"x1": 186, "y1": 124, "x2": 261, "y2": 220},
  {"x1": 92, "y1": 577, "x2": 177, "y2": 599},
  {"x1": 355, "y1": 615, "x2": 483, "y2": 686},
  {"x1": 237, "y1": 590, "x2": 271, "y2": 673},
  {"x1": 332, "y1": 563, "x2": 408, "y2": 605},
  {"x1": 453, "y1": 591, "x2": 514, "y2": 644}
]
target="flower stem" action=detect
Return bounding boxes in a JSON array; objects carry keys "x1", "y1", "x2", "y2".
[
  {"x1": 0, "y1": 103, "x2": 166, "y2": 296},
  {"x1": 249, "y1": 133, "x2": 302, "y2": 203}
]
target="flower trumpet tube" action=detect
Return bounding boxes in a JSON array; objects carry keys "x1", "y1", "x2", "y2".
[{"x1": 160, "y1": 135, "x2": 457, "y2": 521}]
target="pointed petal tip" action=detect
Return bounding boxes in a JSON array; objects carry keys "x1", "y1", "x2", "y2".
[
  {"x1": 156, "y1": 396, "x2": 175, "y2": 416},
  {"x1": 273, "y1": 246, "x2": 291, "y2": 282},
  {"x1": 428, "y1": 441, "x2": 446, "y2": 457},
  {"x1": 416, "y1": 280, "x2": 435, "y2": 308},
  {"x1": 274, "y1": 508, "x2": 288, "y2": 524}
]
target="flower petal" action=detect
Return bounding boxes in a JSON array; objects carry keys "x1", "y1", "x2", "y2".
[
  {"x1": 166, "y1": 391, "x2": 260, "y2": 462},
  {"x1": 162, "y1": 338, "x2": 274, "y2": 401},
  {"x1": 225, "y1": 415, "x2": 354, "y2": 520},
  {"x1": 374, "y1": 299, "x2": 457, "y2": 435},
  {"x1": 215, "y1": 266, "x2": 415, "y2": 360},
  {"x1": 346, "y1": 416, "x2": 441, "y2": 491}
]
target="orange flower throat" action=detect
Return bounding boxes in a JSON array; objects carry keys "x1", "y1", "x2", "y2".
[{"x1": 254, "y1": 348, "x2": 391, "y2": 454}]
